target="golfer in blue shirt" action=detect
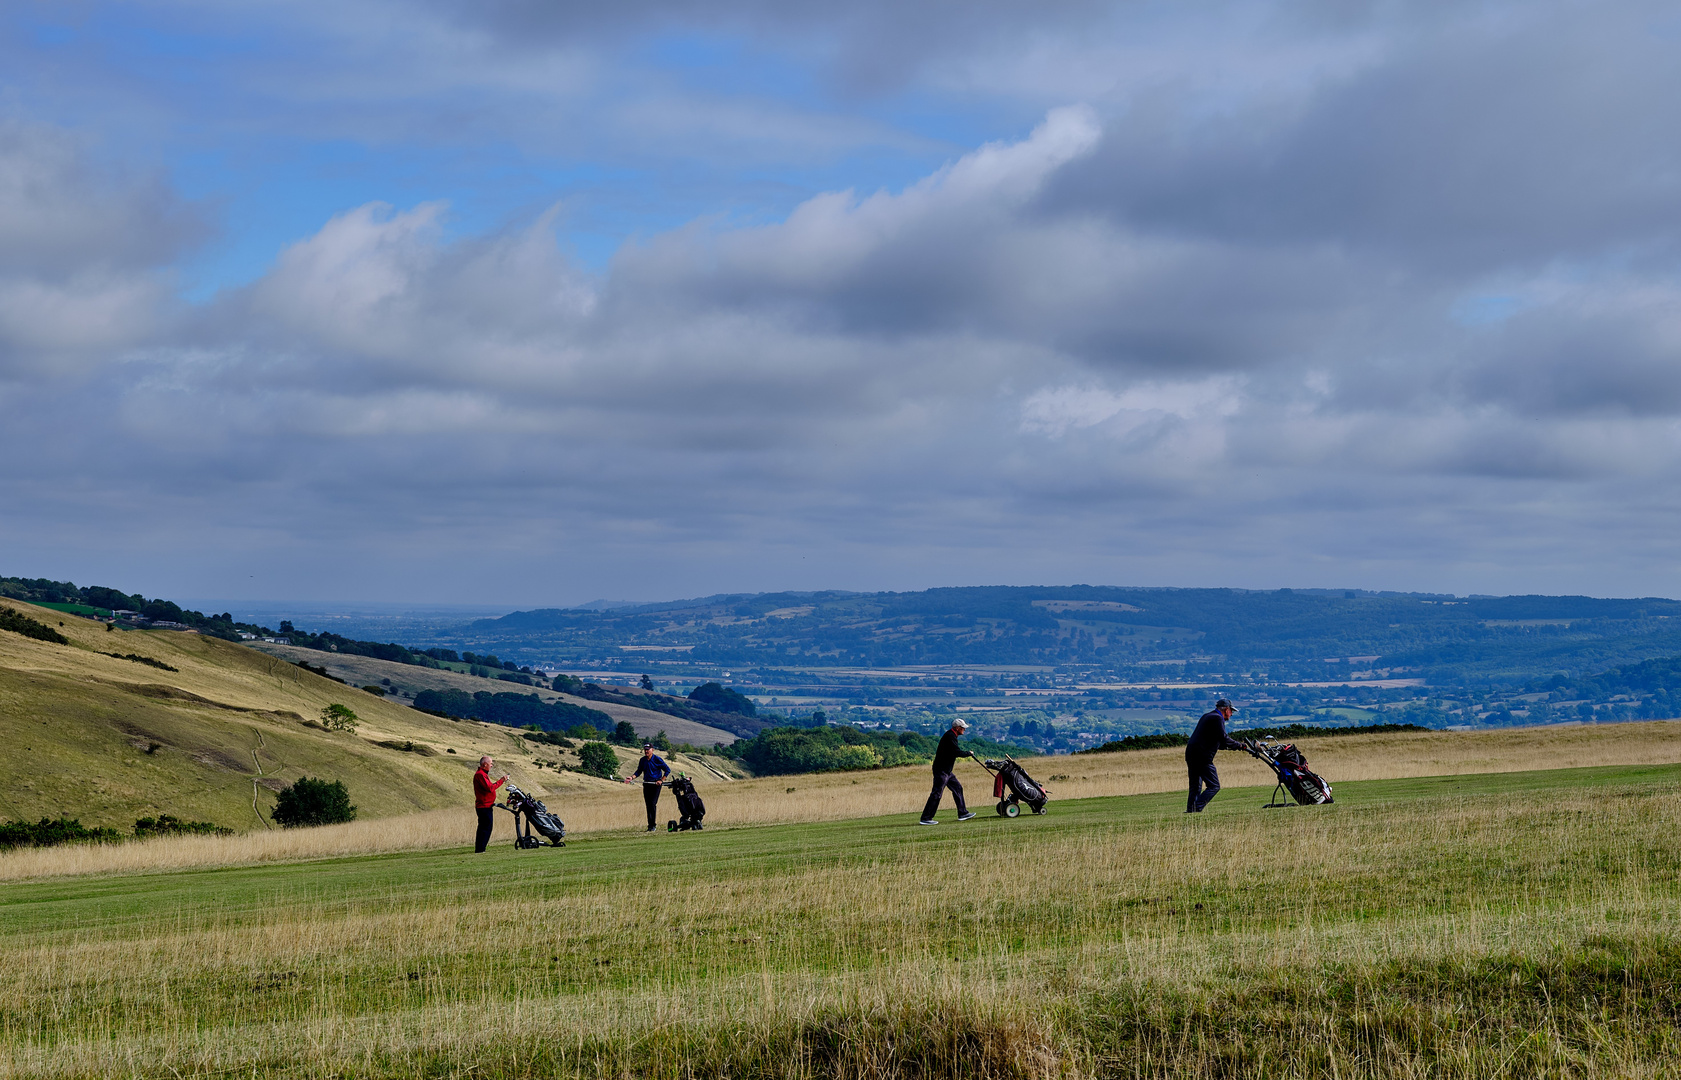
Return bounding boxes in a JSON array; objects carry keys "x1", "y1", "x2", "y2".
[{"x1": 626, "y1": 744, "x2": 671, "y2": 832}]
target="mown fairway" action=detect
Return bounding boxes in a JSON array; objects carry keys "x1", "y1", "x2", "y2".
[{"x1": 3, "y1": 763, "x2": 1680, "y2": 1079}]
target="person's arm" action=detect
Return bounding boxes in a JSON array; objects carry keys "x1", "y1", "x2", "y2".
[
  {"x1": 492, "y1": 775, "x2": 507, "y2": 792},
  {"x1": 1219, "y1": 716, "x2": 1245, "y2": 751}
]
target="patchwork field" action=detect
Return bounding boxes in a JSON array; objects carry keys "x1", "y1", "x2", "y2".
[{"x1": 1, "y1": 723, "x2": 1679, "y2": 1078}]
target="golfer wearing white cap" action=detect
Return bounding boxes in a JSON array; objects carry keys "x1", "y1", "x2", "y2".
[
  {"x1": 919, "y1": 717, "x2": 977, "y2": 824},
  {"x1": 1186, "y1": 698, "x2": 1246, "y2": 813}
]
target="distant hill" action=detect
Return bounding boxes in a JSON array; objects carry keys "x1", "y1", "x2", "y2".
[
  {"x1": 431, "y1": 586, "x2": 1681, "y2": 685},
  {"x1": 0, "y1": 598, "x2": 646, "y2": 832}
]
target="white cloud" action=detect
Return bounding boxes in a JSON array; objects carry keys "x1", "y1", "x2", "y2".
[
  {"x1": 1020, "y1": 376, "x2": 1244, "y2": 437},
  {"x1": 11, "y1": 1, "x2": 1681, "y2": 601}
]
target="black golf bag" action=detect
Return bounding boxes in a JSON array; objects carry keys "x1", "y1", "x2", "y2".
[
  {"x1": 983, "y1": 756, "x2": 1049, "y2": 817},
  {"x1": 501, "y1": 783, "x2": 566, "y2": 848},
  {"x1": 1246, "y1": 740, "x2": 1333, "y2": 807},
  {"x1": 667, "y1": 775, "x2": 705, "y2": 831}
]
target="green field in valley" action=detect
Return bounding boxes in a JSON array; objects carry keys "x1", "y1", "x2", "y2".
[{"x1": 3, "y1": 763, "x2": 1679, "y2": 1078}]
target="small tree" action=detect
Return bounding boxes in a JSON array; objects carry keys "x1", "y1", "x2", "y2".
[
  {"x1": 271, "y1": 777, "x2": 357, "y2": 827},
  {"x1": 640, "y1": 673, "x2": 654, "y2": 690},
  {"x1": 612, "y1": 720, "x2": 638, "y2": 746},
  {"x1": 320, "y1": 703, "x2": 359, "y2": 732},
  {"x1": 651, "y1": 730, "x2": 672, "y2": 752},
  {"x1": 576, "y1": 741, "x2": 618, "y2": 780}
]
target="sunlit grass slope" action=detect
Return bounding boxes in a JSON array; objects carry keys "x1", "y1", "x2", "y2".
[
  {"x1": 0, "y1": 598, "x2": 639, "y2": 831},
  {"x1": 2, "y1": 762, "x2": 1679, "y2": 1078}
]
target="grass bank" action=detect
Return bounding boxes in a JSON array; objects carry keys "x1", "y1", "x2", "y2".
[
  {"x1": 9, "y1": 719, "x2": 1681, "y2": 882},
  {"x1": 1, "y1": 762, "x2": 1679, "y2": 1077}
]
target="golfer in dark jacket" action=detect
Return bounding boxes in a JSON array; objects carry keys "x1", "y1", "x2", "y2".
[
  {"x1": 1186, "y1": 699, "x2": 1246, "y2": 813},
  {"x1": 626, "y1": 744, "x2": 671, "y2": 832},
  {"x1": 920, "y1": 718, "x2": 978, "y2": 824}
]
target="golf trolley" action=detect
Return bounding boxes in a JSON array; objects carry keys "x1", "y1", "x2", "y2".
[
  {"x1": 1244, "y1": 738, "x2": 1334, "y2": 809},
  {"x1": 498, "y1": 782, "x2": 566, "y2": 848},
  {"x1": 979, "y1": 756, "x2": 1050, "y2": 817}
]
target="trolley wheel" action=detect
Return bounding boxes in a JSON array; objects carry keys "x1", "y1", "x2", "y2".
[{"x1": 1003, "y1": 801, "x2": 1021, "y2": 818}]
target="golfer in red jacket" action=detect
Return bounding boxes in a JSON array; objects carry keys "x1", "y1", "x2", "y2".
[{"x1": 474, "y1": 755, "x2": 507, "y2": 853}]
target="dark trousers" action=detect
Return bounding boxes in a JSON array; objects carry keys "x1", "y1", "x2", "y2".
[
  {"x1": 1187, "y1": 757, "x2": 1220, "y2": 812},
  {"x1": 922, "y1": 771, "x2": 967, "y2": 821},
  {"x1": 474, "y1": 807, "x2": 495, "y2": 852},
  {"x1": 643, "y1": 783, "x2": 661, "y2": 829}
]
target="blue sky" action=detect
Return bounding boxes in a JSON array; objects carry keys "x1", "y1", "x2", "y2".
[{"x1": 3, "y1": 0, "x2": 1681, "y2": 606}]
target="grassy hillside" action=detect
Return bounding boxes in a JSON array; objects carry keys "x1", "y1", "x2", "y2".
[
  {"x1": 0, "y1": 598, "x2": 720, "y2": 832},
  {"x1": 2, "y1": 759, "x2": 1679, "y2": 1077},
  {"x1": 243, "y1": 641, "x2": 742, "y2": 746}
]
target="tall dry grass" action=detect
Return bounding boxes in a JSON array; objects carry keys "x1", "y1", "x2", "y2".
[
  {"x1": 6, "y1": 720, "x2": 1680, "y2": 883},
  {"x1": 2, "y1": 779, "x2": 1679, "y2": 1078}
]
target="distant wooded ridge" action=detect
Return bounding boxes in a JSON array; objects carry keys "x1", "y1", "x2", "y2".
[
  {"x1": 15, "y1": 573, "x2": 1681, "y2": 692},
  {"x1": 448, "y1": 585, "x2": 1681, "y2": 686}
]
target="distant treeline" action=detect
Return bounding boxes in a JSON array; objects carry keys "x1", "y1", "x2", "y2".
[
  {"x1": 548, "y1": 675, "x2": 769, "y2": 738},
  {"x1": 1078, "y1": 722, "x2": 1432, "y2": 754},
  {"x1": 0, "y1": 575, "x2": 268, "y2": 641},
  {"x1": 1538, "y1": 654, "x2": 1681, "y2": 719},
  {"x1": 715, "y1": 725, "x2": 1033, "y2": 776},
  {"x1": 412, "y1": 688, "x2": 613, "y2": 732}
]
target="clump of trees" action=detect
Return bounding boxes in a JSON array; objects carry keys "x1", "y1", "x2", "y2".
[
  {"x1": 576, "y1": 742, "x2": 619, "y2": 779},
  {"x1": 272, "y1": 778, "x2": 357, "y2": 827},
  {"x1": 319, "y1": 703, "x2": 359, "y2": 732},
  {"x1": 688, "y1": 682, "x2": 756, "y2": 716}
]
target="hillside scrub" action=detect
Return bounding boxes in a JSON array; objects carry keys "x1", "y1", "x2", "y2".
[
  {"x1": 0, "y1": 607, "x2": 69, "y2": 645},
  {"x1": 0, "y1": 817, "x2": 122, "y2": 849},
  {"x1": 132, "y1": 815, "x2": 231, "y2": 838},
  {"x1": 1, "y1": 767, "x2": 1679, "y2": 1078}
]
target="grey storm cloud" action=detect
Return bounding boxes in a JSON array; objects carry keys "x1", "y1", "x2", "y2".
[
  {"x1": 4, "y1": 0, "x2": 1681, "y2": 602},
  {"x1": 0, "y1": 120, "x2": 205, "y2": 374}
]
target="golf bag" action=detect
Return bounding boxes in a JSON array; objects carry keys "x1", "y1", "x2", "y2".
[
  {"x1": 1246, "y1": 740, "x2": 1333, "y2": 807},
  {"x1": 501, "y1": 783, "x2": 566, "y2": 848},
  {"x1": 983, "y1": 756, "x2": 1049, "y2": 817},
  {"x1": 667, "y1": 775, "x2": 705, "y2": 831}
]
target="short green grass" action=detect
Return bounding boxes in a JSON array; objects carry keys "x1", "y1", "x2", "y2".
[{"x1": 3, "y1": 764, "x2": 1679, "y2": 1078}]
